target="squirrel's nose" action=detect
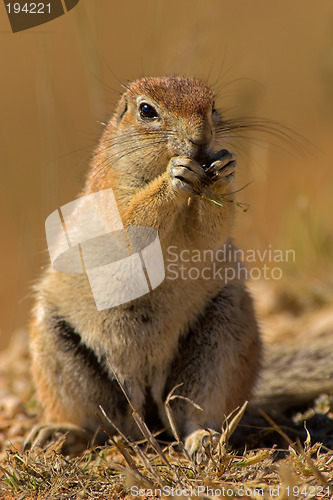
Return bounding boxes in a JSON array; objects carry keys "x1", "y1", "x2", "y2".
[
  {"x1": 170, "y1": 122, "x2": 214, "y2": 160},
  {"x1": 188, "y1": 127, "x2": 213, "y2": 147},
  {"x1": 186, "y1": 127, "x2": 213, "y2": 162},
  {"x1": 189, "y1": 137, "x2": 206, "y2": 147}
]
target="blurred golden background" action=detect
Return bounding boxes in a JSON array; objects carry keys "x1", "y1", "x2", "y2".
[{"x1": 1, "y1": 0, "x2": 333, "y2": 349}]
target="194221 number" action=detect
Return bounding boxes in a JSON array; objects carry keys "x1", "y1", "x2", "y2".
[{"x1": 6, "y1": 3, "x2": 51, "y2": 14}]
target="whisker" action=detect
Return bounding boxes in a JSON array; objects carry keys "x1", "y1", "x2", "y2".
[
  {"x1": 89, "y1": 139, "x2": 169, "y2": 180},
  {"x1": 102, "y1": 129, "x2": 178, "y2": 147},
  {"x1": 216, "y1": 116, "x2": 313, "y2": 156}
]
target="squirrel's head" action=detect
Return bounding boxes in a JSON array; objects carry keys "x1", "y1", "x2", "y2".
[
  {"x1": 90, "y1": 75, "x2": 223, "y2": 193},
  {"x1": 113, "y1": 75, "x2": 218, "y2": 164}
]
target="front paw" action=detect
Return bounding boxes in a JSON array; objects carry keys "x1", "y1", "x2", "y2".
[
  {"x1": 205, "y1": 149, "x2": 237, "y2": 193},
  {"x1": 185, "y1": 428, "x2": 220, "y2": 465},
  {"x1": 22, "y1": 423, "x2": 91, "y2": 455},
  {"x1": 168, "y1": 156, "x2": 207, "y2": 198}
]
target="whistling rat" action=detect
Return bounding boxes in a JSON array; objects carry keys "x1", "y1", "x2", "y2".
[{"x1": 27, "y1": 75, "x2": 261, "y2": 456}]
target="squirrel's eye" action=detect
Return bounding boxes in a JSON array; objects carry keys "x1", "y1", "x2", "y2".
[{"x1": 139, "y1": 102, "x2": 159, "y2": 120}]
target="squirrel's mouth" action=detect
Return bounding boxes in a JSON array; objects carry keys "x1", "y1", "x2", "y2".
[
  {"x1": 193, "y1": 153, "x2": 211, "y2": 168},
  {"x1": 200, "y1": 151, "x2": 222, "y2": 171}
]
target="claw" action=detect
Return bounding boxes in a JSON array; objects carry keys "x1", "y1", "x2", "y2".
[
  {"x1": 185, "y1": 428, "x2": 221, "y2": 465},
  {"x1": 204, "y1": 149, "x2": 235, "y2": 174},
  {"x1": 22, "y1": 423, "x2": 91, "y2": 455}
]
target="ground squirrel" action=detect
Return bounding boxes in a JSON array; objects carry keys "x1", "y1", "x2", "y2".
[{"x1": 26, "y1": 75, "x2": 268, "y2": 456}]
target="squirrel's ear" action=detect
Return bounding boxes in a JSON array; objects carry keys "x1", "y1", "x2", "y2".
[{"x1": 115, "y1": 96, "x2": 128, "y2": 123}]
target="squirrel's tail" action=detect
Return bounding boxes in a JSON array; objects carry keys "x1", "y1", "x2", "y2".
[{"x1": 253, "y1": 338, "x2": 333, "y2": 411}]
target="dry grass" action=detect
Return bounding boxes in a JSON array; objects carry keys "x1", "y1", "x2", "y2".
[
  {"x1": 1, "y1": 296, "x2": 333, "y2": 499},
  {"x1": 1, "y1": 405, "x2": 332, "y2": 499}
]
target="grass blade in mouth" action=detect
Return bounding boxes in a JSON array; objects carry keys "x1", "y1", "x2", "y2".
[{"x1": 202, "y1": 182, "x2": 252, "y2": 211}]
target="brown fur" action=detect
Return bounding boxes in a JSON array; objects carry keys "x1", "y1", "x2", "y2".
[{"x1": 28, "y1": 75, "x2": 262, "y2": 455}]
